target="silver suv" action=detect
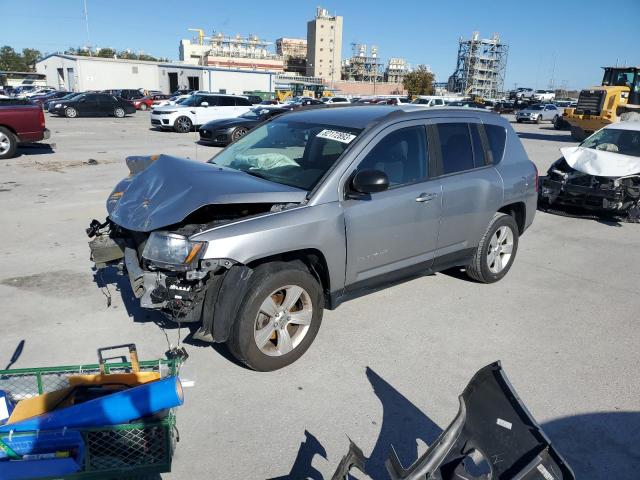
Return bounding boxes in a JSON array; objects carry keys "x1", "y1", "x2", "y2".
[{"x1": 88, "y1": 106, "x2": 538, "y2": 370}]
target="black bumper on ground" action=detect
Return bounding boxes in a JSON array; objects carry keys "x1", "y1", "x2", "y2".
[{"x1": 540, "y1": 177, "x2": 625, "y2": 212}]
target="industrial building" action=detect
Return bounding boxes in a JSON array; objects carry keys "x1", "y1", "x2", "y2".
[
  {"x1": 179, "y1": 32, "x2": 284, "y2": 72},
  {"x1": 385, "y1": 58, "x2": 411, "y2": 83},
  {"x1": 448, "y1": 32, "x2": 508, "y2": 99},
  {"x1": 276, "y1": 38, "x2": 307, "y2": 75},
  {"x1": 35, "y1": 54, "x2": 277, "y2": 95},
  {"x1": 306, "y1": 7, "x2": 343, "y2": 83},
  {"x1": 342, "y1": 44, "x2": 384, "y2": 83}
]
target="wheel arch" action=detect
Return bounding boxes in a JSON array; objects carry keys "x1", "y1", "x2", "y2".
[{"x1": 498, "y1": 202, "x2": 526, "y2": 234}]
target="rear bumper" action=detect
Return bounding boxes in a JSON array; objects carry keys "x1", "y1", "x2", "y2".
[{"x1": 17, "y1": 129, "x2": 49, "y2": 143}]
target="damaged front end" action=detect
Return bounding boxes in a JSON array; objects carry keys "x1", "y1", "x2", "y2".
[
  {"x1": 540, "y1": 147, "x2": 640, "y2": 219},
  {"x1": 88, "y1": 154, "x2": 306, "y2": 341},
  {"x1": 332, "y1": 362, "x2": 575, "y2": 480}
]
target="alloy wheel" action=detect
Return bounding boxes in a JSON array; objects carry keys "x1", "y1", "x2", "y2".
[
  {"x1": 0, "y1": 131, "x2": 11, "y2": 156},
  {"x1": 254, "y1": 285, "x2": 313, "y2": 357},
  {"x1": 487, "y1": 226, "x2": 514, "y2": 274},
  {"x1": 114, "y1": 107, "x2": 125, "y2": 118}
]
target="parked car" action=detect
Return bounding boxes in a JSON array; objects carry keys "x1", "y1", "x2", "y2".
[
  {"x1": 411, "y1": 96, "x2": 448, "y2": 107},
  {"x1": 30, "y1": 90, "x2": 68, "y2": 107},
  {"x1": 23, "y1": 87, "x2": 57, "y2": 98},
  {"x1": 198, "y1": 107, "x2": 288, "y2": 145},
  {"x1": 111, "y1": 89, "x2": 145, "y2": 101},
  {"x1": 88, "y1": 106, "x2": 537, "y2": 370},
  {"x1": 152, "y1": 94, "x2": 190, "y2": 108},
  {"x1": 0, "y1": 98, "x2": 50, "y2": 159},
  {"x1": 532, "y1": 90, "x2": 556, "y2": 102},
  {"x1": 151, "y1": 94, "x2": 253, "y2": 132},
  {"x1": 49, "y1": 93, "x2": 136, "y2": 118},
  {"x1": 493, "y1": 101, "x2": 517, "y2": 114},
  {"x1": 540, "y1": 121, "x2": 640, "y2": 217},
  {"x1": 279, "y1": 97, "x2": 324, "y2": 110},
  {"x1": 132, "y1": 96, "x2": 154, "y2": 111},
  {"x1": 45, "y1": 92, "x2": 83, "y2": 111},
  {"x1": 244, "y1": 95, "x2": 263, "y2": 105},
  {"x1": 321, "y1": 97, "x2": 350, "y2": 104},
  {"x1": 515, "y1": 103, "x2": 561, "y2": 124},
  {"x1": 510, "y1": 88, "x2": 534, "y2": 100},
  {"x1": 259, "y1": 99, "x2": 279, "y2": 105}
]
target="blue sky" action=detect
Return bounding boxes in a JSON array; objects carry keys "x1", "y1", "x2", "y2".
[{"x1": 2, "y1": 0, "x2": 639, "y2": 90}]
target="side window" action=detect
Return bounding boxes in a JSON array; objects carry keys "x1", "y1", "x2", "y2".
[
  {"x1": 484, "y1": 124, "x2": 507, "y2": 164},
  {"x1": 235, "y1": 97, "x2": 252, "y2": 106},
  {"x1": 357, "y1": 125, "x2": 428, "y2": 188},
  {"x1": 469, "y1": 124, "x2": 486, "y2": 168},
  {"x1": 437, "y1": 123, "x2": 474, "y2": 174},
  {"x1": 435, "y1": 99, "x2": 444, "y2": 106},
  {"x1": 218, "y1": 96, "x2": 235, "y2": 107}
]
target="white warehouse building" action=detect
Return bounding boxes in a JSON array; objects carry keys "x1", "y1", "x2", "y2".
[{"x1": 36, "y1": 54, "x2": 277, "y2": 95}]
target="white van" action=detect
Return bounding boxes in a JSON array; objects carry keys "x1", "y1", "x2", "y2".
[{"x1": 150, "y1": 94, "x2": 253, "y2": 133}]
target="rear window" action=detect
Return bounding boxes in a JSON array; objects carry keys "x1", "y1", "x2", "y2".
[
  {"x1": 437, "y1": 123, "x2": 474, "y2": 174},
  {"x1": 218, "y1": 96, "x2": 235, "y2": 107},
  {"x1": 484, "y1": 124, "x2": 507, "y2": 164},
  {"x1": 235, "y1": 97, "x2": 252, "y2": 106}
]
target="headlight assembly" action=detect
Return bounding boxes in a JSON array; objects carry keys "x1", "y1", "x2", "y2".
[{"x1": 142, "y1": 231, "x2": 207, "y2": 270}]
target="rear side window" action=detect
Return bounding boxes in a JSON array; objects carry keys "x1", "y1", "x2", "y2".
[
  {"x1": 484, "y1": 124, "x2": 507, "y2": 164},
  {"x1": 218, "y1": 96, "x2": 235, "y2": 107},
  {"x1": 235, "y1": 97, "x2": 252, "y2": 106},
  {"x1": 437, "y1": 123, "x2": 474, "y2": 174}
]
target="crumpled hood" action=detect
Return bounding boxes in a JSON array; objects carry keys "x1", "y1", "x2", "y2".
[
  {"x1": 561, "y1": 146, "x2": 640, "y2": 177},
  {"x1": 107, "y1": 154, "x2": 307, "y2": 232}
]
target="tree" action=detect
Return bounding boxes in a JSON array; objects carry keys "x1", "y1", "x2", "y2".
[
  {"x1": 402, "y1": 65, "x2": 435, "y2": 97},
  {"x1": 22, "y1": 48, "x2": 42, "y2": 70},
  {"x1": 96, "y1": 48, "x2": 116, "y2": 58}
]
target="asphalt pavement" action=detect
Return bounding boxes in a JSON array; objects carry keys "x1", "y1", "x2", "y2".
[{"x1": 0, "y1": 111, "x2": 638, "y2": 478}]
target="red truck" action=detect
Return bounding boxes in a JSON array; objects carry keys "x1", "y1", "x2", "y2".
[{"x1": 0, "y1": 99, "x2": 50, "y2": 159}]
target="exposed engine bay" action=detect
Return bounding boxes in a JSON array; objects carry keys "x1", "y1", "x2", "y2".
[
  {"x1": 331, "y1": 362, "x2": 575, "y2": 480},
  {"x1": 540, "y1": 145, "x2": 640, "y2": 220}
]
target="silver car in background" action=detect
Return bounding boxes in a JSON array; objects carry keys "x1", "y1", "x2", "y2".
[
  {"x1": 516, "y1": 103, "x2": 561, "y2": 124},
  {"x1": 88, "y1": 106, "x2": 538, "y2": 371}
]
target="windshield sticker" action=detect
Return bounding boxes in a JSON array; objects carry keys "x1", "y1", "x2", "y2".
[{"x1": 316, "y1": 129, "x2": 356, "y2": 144}]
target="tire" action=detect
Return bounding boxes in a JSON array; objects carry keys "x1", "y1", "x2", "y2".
[
  {"x1": 174, "y1": 116, "x2": 192, "y2": 133},
  {"x1": 536, "y1": 115, "x2": 542, "y2": 124},
  {"x1": 570, "y1": 126, "x2": 586, "y2": 141},
  {"x1": 466, "y1": 212, "x2": 519, "y2": 284},
  {"x1": 227, "y1": 261, "x2": 324, "y2": 371},
  {"x1": 0, "y1": 126, "x2": 18, "y2": 160},
  {"x1": 113, "y1": 107, "x2": 126, "y2": 118},
  {"x1": 139, "y1": 103, "x2": 148, "y2": 111},
  {"x1": 231, "y1": 127, "x2": 248, "y2": 142},
  {"x1": 64, "y1": 107, "x2": 78, "y2": 118},
  {"x1": 552, "y1": 115, "x2": 559, "y2": 125}
]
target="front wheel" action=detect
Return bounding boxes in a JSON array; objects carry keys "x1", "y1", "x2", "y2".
[
  {"x1": 139, "y1": 103, "x2": 148, "y2": 111},
  {"x1": 466, "y1": 212, "x2": 519, "y2": 283},
  {"x1": 174, "y1": 116, "x2": 192, "y2": 133},
  {"x1": 113, "y1": 107, "x2": 126, "y2": 118},
  {"x1": 64, "y1": 107, "x2": 78, "y2": 118},
  {"x1": 536, "y1": 115, "x2": 542, "y2": 124},
  {"x1": 227, "y1": 262, "x2": 324, "y2": 371},
  {"x1": 231, "y1": 127, "x2": 248, "y2": 142}
]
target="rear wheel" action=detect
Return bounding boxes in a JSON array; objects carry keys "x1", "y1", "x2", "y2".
[
  {"x1": 64, "y1": 107, "x2": 78, "y2": 118},
  {"x1": 227, "y1": 262, "x2": 324, "y2": 371},
  {"x1": 536, "y1": 114, "x2": 542, "y2": 124},
  {"x1": 552, "y1": 115, "x2": 559, "y2": 125},
  {"x1": 231, "y1": 127, "x2": 248, "y2": 142},
  {"x1": 174, "y1": 116, "x2": 192, "y2": 133},
  {"x1": 466, "y1": 213, "x2": 519, "y2": 283},
  {"x1": 0, "y1": 127, "x2": 17, "y2": 160},
  {"x1": 113, "y1": 107, "x2": 126, "y2": 118}
]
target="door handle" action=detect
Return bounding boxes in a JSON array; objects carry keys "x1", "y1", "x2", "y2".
[{"x1": 415, "y1": 192, "x2": 438, "y2": 203}]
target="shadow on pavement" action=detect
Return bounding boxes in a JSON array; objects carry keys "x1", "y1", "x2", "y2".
[
  {"x1": 15, "y1": 143, "x2": 55, "y2": 157},
  {"x1": 2, "y1": 340, "x2": 25, "y2": 370},
  {"x1": 517, "y1": 129, "x2": 575, "y2": 143},
  {"x1": 273, "y1": 367, "x2": 640, "y2": 479}
]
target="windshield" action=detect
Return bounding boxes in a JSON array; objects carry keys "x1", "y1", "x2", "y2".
[
  {"x1": 180, "y1": 95, "x2": 202, "y2": 106},
  {"x1": 208, "y1": 120, "x2": 362, "y2": 190},
  {"x1": 581, "y1": 128, "x2": 640, "y2": 157},
  {"x1": 240, "y1": 108, "x2": 272, "y2": 120}
]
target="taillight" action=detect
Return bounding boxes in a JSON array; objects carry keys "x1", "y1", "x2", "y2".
[
  {"x1": 39, "y1": 108, "x2": 45, "y2": 129},
  {"x1": 533, "y1": 162, "x2": 539, "y2": 192}
]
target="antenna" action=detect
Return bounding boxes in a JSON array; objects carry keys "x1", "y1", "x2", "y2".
[{"x1": 83, "y1": 0, "x2": 91, "y2": 56}]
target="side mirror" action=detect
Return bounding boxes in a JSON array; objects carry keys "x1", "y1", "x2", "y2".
[
  {"x1": 350, "y1": 169, "x2": 389, "y2": 196},
  {"x1": 201, "y1": 101, "x2": 209, "y2": 107}
]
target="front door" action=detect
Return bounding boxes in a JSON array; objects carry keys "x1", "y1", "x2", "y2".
[{"x1": 343, "y1": 122, "x2": 442, "y2": 287}]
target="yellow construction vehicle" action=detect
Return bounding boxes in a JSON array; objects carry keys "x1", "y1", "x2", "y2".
[{"x1": 563, "y1": 66, "x2": 640, "y2": 140}]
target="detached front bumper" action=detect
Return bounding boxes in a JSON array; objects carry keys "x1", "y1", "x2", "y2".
[{"x1": 540, "y1": 177, "x2": 628, "y2": 212}]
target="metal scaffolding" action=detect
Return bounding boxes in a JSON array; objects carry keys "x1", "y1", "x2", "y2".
[
  {"x1": 448, "y1": 32, "x2": 508, "y2": 99},
  {"x1": 341, "y1": 44, "x2": 384, "y2": 82}
]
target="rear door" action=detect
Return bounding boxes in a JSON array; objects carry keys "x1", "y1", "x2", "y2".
[
  {"x1": 77, "y1": 94, "x2": 101, "y2": 116},
  {"x1": 343, "y1": 121, "x2": 442, "y2": 287},
  {"x1": 96, "y1": 94, "x2": 116, "y2": 115},
  {"x1": 431, "y1": 119, "x2": 502, "y2": 264}
]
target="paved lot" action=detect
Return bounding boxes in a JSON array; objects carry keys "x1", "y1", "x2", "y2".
[{"x1": 1, "y1": 111, "x2": 639, "y2": 478}]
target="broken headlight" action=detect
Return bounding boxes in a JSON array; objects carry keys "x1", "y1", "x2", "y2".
[{"x1": 142, "y1": 231, "x2": 206, "y2": 270}]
